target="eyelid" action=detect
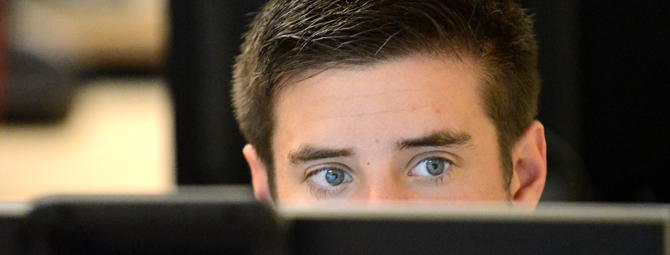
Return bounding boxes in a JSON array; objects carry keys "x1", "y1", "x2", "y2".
[
  {"x1": 406, "y1": 151, "x2": 459, "y2": 170},
  {"x1": 301, "y1": 162, "x2": 353, "y2": 183},
  {"x1": 303, "y1": 164, "x2": 354, "y2": 199}
]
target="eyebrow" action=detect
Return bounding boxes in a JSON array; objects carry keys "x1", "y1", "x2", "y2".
[
  {"x1": 397, "y1": 131, "x2": 472, "y2": 150},
  {"x1": 288, "y1": 131, "x2": 470, "y2": 164},
  {"x1": 289, "y1": 146, "x2": 354, "y2": 164}
]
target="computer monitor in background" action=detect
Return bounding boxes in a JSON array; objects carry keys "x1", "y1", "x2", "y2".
[{"x1": 0, "y1": 203, "x2": 31, "y2": 255}]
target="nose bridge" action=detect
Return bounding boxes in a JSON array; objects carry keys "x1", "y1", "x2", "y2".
[{"x1": 359, "y1": 170, "x2": 410, "y2": 203}]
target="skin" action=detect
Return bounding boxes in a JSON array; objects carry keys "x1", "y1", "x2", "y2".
[{"x1": 244, "y1": 55, "x2": 547, "y2": 208}]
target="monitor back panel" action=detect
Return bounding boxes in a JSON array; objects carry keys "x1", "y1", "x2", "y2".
[
  {"x1": 0, "y1": 203, "x2": 30, "y2": 255},
  {"x1": 292, "y1": 219, "x2": 663, "y2": 255},
  {"x1": 284, "y1": 204, "x2": 669, "y2": 255}
]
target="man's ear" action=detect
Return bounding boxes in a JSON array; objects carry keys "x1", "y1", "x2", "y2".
[
  {"x1": 243, "y1": 144, "x2": 274, "y2": 206},
  {"x1": 509, "y1": 121, "x2": 547, "y2": 208}
]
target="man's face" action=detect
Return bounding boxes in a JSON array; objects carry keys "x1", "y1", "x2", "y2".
[{"x1": 245, "y1": 55, "x2": 546, "y2": 206}]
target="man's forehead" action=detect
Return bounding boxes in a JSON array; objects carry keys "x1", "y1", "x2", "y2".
[
  {"x1": 269, "y1": 55, "x2": 492, "y2": 159},
  {"x1": 274, "y1": 55, "x2": 482, "y2": 121}
]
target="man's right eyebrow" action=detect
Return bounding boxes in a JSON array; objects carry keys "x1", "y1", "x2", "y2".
[{"x1": 288, "y1": 146, "x2": 354, "y2": 164}]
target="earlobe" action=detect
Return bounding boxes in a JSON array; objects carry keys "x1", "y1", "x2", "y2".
[
  {"x1": 510, "y1": 121, "x2": 547, "y2": 208},
  {"x1": 243, "y1": 144, "x2": 275, "y2": 207}
]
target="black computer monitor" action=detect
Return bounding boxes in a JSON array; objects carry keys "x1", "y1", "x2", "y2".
[
  {"x1": 15, "y1": 187, "x2": 670, "y2": 255},
  {"x1": 0, "y1": 202, "x2": 30, "y2": 255},
  {"x1": 18, "y1": 187, "x2": 284, "y2": 255},
  {"x1": 282, "y1": 204, "x2": 669, "y2": 255}
]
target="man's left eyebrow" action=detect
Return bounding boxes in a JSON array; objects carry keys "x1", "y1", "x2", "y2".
[{"x1": 397, "y1": 131, "x2": 472, "y2": 150}]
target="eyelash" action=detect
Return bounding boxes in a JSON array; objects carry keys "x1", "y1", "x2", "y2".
[
  {"x1": 408, "y1": 156, "x2": 455, "y2": 187},
  {"x1": 303, "y1": 167, "x2": 350, "y2": 199},
  {"x1": 415, "y1": 173, "x2": 446, "y2": 187}
]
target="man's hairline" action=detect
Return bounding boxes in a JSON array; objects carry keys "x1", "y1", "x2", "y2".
[{"x1": 274, "y1": 52, "x2": 476, "y2": 91}]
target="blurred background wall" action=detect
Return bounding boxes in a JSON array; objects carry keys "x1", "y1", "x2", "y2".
[
  {"x1": 0, "y1": 0, "x2": 174, "y2": 201},
  {"x1": 1, "y1": 0, "x2": 668, "y2": 203},
  {"x1": 578, "y1": 1, "x2": 670, "y2": 202}
]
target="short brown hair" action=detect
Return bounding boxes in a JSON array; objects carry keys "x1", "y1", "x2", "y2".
[{"x1": 232, "y1": 0, "x2": 540, "y2": 192}]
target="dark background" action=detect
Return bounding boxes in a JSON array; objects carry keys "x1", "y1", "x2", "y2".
[{"x1": 168, "y1": 0, "x2": 670, "y2": 203}]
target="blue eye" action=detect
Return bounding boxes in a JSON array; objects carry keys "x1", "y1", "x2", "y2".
[
  {"x1": 410, "y1": 158, "x2": 451, "y2": 177},
  {"x1": 309, "y1": 168, "x2": 352, "y2": 187}
]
